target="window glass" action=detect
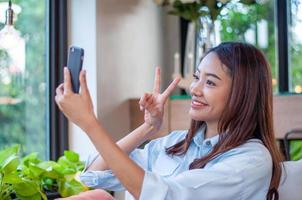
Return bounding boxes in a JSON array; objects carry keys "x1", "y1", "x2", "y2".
[
  {"x1": 289, "y1": 0, "x2": 302, "y2": 94},
  {"x1": 196, "y1": 0, "x2": 277, "y2": 92},
  {"x1": 0, "y1": 0, "x2": 48, "y2": 159}
]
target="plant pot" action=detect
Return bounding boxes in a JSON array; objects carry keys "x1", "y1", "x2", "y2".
[
  {"x1": 11, "y1": 191, "x2": 61, "y2": 200},
  {"x1": 46, "y1": 191, "x2": 61, "y2": 200}
]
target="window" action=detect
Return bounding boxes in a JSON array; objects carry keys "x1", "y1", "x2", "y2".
[
  {"x1": 217, "y1": 0, "x2": 277, "y2": 92},
  {"x1": 289, "y1": 0, "x2": 302, "y2": 93},
  {"x1": 0, "y1": 0, "x2": 48, "y2": 158},
  {"x1": 0, "y1": 0, "x2": 68, "y2": 160}
]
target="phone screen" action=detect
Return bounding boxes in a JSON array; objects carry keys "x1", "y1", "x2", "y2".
[{"x1": 67, "y1": 46, "x2": 84, "y2": 93}]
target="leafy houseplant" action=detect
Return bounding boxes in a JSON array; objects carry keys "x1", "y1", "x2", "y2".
[{"x1": 0, "y1": 145, "x2": 88, "y2": 200}]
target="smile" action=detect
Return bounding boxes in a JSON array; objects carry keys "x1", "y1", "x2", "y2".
[{"x1": 191, "y1": 100, "x2": 208, "y2": 109}]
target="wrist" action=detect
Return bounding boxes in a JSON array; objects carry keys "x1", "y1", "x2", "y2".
[
  {"x1": 142, "y1": 122, "x2": 158, "y2": 139},
  {"x1": 82, "y1": 115, "x2": 99, "y2": 133}
]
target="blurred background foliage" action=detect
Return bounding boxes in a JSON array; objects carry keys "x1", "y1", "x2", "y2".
[{"x1": 0, "y1": 0, "x2": 47, "y2": 159}]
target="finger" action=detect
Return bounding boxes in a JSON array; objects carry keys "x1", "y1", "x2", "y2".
[
  {"x1": 161, "y1": 76, "x2": 181, "y2": 101},
  {"x1": 144, "y1": 94, "x2": 154, "y2": 109},
  {"x1": 139, "y1": 93, "x2": 150, "y2": 106},
  {"x1": 144, "y1": 96, "x2": 156, "y2": 111},
  {"x1": 54, "y1": 95, "x2": 63, "y2": 110},
  {"x1": 79, "y1": 70, "x2": 90, "y2": 96},
  {"x1": 152, "y1": 67, "x2": 161, "y2": 94},
  {"x1": 56, "y1": 83, "x2": 64, "y2": 96},
  {"x1": 63, "y1": 67, "x2": 73, "y2": 94},
  {"x1": 139, "y1": 93, "x2": 148, "y2": 111},
  {"x1": 139, "y1": 93, "x2": 151, "y2": 111}
]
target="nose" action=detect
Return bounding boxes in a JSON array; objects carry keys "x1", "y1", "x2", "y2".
[{"x1": 190, "y1": 80, "x2": 203, "y2": 97}]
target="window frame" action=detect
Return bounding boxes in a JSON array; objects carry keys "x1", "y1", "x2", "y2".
[
  {"x1": 48, "y1": 0, "x2": 68, "y2": 160},
  {"x1": 276, "y1": 0, "x2": 290, "y2": 93}
]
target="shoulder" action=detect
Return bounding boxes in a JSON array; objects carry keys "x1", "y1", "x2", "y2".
[
  {"x1": 211, "y1": 139, "x2": 272, "y2": 174},
  {"x1": 209, "y1": 139, "x2": 272, "y2": 173},
  {"x1": 240, "y1": 139, "x2": 272, "y2": 164}
]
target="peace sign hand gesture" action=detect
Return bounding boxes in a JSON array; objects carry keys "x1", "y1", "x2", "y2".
[{"x1": 139, "y1": 67, "x2": 181, "y2": 134}]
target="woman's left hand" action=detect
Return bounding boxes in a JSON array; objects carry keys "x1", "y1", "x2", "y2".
[{"x1": 55, "y1": 67, "x2": 97, "y2": 131}]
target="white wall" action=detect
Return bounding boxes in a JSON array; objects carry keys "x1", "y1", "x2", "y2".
[
  {"x1": 96, "y1": 0, "x2": 165, "y2": 141},
  {"x1": 67, "y1": 0, "x2": 98, "y2": 160}
]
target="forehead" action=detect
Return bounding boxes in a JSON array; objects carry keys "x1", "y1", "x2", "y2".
[{"x1": 197, "y1": 52, "x2": 228, "y2": 75}]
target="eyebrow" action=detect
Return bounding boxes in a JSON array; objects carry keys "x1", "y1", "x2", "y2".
[{"x1": 196, "y1": 69, "x2": 222, "y2": 80}]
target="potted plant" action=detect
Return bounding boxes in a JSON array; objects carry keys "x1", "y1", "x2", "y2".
[{"x1": 0, "y1": 145, "x2": 88, "y2": 200}]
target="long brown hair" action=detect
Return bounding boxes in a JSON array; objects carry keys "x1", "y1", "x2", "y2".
[{"x1": 166, "y1": 42, "x2": 283, "y2": 200}]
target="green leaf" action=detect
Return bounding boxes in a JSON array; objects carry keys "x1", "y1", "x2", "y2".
[
  {"x1": 14, "y1": 180, "x2": 39, "y2": 197},
  {"x1": 16, "y1": 192, "x2": 42, "y2": 200},
  {"x1": 37, "y1": 161, "x2": 63, "y2": 179},
  {"x1": 38, "y1": 161, "x2": 62, "y2": 171},
  {"x1": 0, "y1": 144, "x2": 20, "y2": 166},
  {"x1": 3, "y1": 172, "x2": 23, "y2": 184},
  {"x1": 57, "y1": 157, "x2": 77, "y2": 175},
  {"x1": 22, "y1": 152, "x2": 41, "y2": 167},
  {"x1": 64, "y1": 151, "x2": 79, "y2": 163},
  {"x1": 1, "y1": 155, "x2": 20, "y2": 174},
  {"x1": 28, "y1": 163, "x2": 45, "y2": 178},
  {"x1": 58, "y1": 178, "x2": 86, "y2": 197}
]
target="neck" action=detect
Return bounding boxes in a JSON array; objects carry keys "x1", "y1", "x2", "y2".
[{"x1": 205, "y1": 122, "x2": 218, "y2": 139}]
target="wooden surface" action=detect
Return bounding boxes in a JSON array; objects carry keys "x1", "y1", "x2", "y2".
[
  {"x1": 273, "y1": 95, "x2": 302, "y2": 139},
  {"x1": 169, "y1": 99, "x2": 191, "y2": 131},
  {"x1": 129, "y1": 95, "x2": 302, "y2": 139}
]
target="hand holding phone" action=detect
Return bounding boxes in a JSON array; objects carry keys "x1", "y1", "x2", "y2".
[{"x1": 67, "y1": 46, "x2": 84, "y2": 93}]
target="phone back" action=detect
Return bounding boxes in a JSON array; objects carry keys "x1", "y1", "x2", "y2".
[{"x1": 67, "y1": 46, "x2": 84, "y2": 93}]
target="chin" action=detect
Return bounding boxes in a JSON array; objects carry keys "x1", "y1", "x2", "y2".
[{"x1": 189, "y1": 108, "x2": 208, "y2": 121}]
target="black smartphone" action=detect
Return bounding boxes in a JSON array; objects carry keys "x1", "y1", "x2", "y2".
[{"x1": 67, "y1": 46, "x2": 84, "y2": 93}]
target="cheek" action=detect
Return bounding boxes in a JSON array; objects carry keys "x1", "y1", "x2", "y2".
[
  {"x1": 205, "y1": 88, "x2": 229, "y2": 110},
  {"x1": 213, "y1": 90, "x2": 230, "y2": 112}
]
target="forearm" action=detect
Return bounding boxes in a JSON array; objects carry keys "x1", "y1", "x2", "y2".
[
  {"x1": 87, "y1": 122, "x2": 155, "y2": 171},
  {"x1": 84, "y1": 119, "x2": 144, "y2": 199}
]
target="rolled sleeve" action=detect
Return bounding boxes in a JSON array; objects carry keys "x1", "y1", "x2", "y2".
[
  {"x1": 79, "y1": 152, "x2": 123, "y2": 191},
  {"x1": 80, "y1": 170, "x2": 126, "y2": 191},
  {"x1": 80, "y1": 140, "x2": 160, "y2": 191}
]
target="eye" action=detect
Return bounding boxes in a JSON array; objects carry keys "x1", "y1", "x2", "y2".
[
  {"x1": 206, "y1": 80, "x2": 216, "y2": 86},
  {"x1": 193, "y1": 74, "x2": 199, "y2": 80}
]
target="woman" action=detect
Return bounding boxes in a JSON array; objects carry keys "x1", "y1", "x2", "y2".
[{"x1": 55, "y1": 42, "x2": 283, "y2": 200}]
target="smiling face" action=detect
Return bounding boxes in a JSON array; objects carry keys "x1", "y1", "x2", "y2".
[{"x1": 189, "y1": 52, "x2": 232, "y2": 125}]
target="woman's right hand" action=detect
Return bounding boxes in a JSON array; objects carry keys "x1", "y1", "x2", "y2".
[{"x1": 139, "y1": 67, "x2": 181, "y2": 134}]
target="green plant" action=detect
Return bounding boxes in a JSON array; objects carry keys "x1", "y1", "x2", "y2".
[
  {"x1": 154, "y1": 0, "x2": 259, "y2": 22},
  {"x1": 0, "y1": 145, "x2": 88, "y2": 200}
]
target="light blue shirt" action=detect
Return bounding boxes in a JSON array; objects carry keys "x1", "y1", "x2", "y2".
[{"x1": 80, "y1": 126, "x2": 272, "y2": 200}]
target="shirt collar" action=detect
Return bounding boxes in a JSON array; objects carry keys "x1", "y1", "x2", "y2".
[{"x1": 193, "y1": 124, "x2": 220, "y2": 148}]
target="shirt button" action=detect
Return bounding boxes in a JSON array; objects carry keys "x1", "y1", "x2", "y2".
[{"x1": 205, "y1": 141, "x2": 211, "y2": 146}]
